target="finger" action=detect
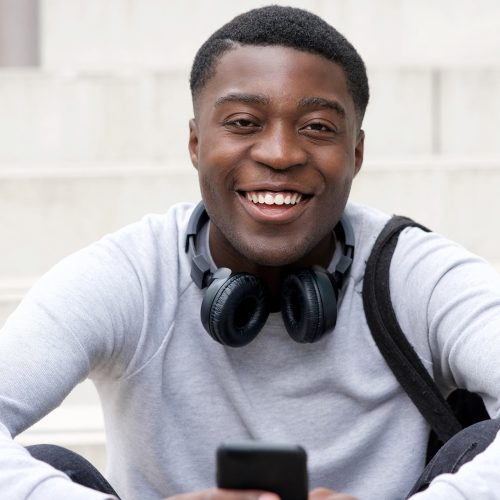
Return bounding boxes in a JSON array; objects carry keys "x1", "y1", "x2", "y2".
[
  {"x1": 167, "y1": 488, "x2": 280, "y2": 500},
  {"x1": 309, "y1": 487, "x2": 358, "y2": 500}
]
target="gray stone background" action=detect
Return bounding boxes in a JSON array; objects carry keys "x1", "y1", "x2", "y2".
[{"x1": 1, "y1": 0, "x2": 499, "y2": 472}]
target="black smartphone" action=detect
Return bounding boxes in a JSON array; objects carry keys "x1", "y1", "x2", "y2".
[{"x1": 216, "y1": 442, "x2": 308, "y2": 500}]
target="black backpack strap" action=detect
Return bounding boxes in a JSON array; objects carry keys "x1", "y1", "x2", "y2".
[{"x1": 362, "y1": 216, "x2": 463, "y2": 443}]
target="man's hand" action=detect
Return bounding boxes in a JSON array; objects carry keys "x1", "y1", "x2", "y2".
[
  {"x1": 166, "y1": 489, "x2": 279, "y2": 500},
  {"x1": 166, "y1": 488, "x2": 358, "y2": 500}
]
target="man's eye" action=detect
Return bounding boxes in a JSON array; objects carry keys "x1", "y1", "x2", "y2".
[
  {"x1": 303, "y1": 122, "x2": 335, "y2": 132},
  {"x1": 227, "y1": 119, "x2": 258, "y2": 128}
]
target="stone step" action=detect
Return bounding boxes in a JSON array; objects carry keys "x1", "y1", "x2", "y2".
[
  {"x1": 40, "y1": 0, "x2": 500, "y2": 71},
  {"x1": 0, "y1": 279, "x2": 28, "y2": 331},
  {"x1": 351, "y1": 158, "x2": 500, "y2": 269},
  {"x1": 364, "y1": 68, "x2": 500, "y2": 157},
  {"x1": 0, "y1": 165, "x2": 200, "y2": 281},
  {"x1": 1, "y1": 66, "x2": 500, "y2": 163},
  {"x1": 0, "y1": 69, "x2": 192, "y2": 163}
]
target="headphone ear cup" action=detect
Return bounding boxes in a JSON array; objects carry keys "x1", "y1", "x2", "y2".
[
  {"x1": 201, "y1": 273, "x2": 270, "y2": 347},
  {"x1": 281, "y1": 267, "x2": 338, "y2": 343}
]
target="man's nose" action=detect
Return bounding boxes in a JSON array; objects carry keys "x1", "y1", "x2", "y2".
[{"x1": 250, "y1": 123, "x2": 307, "y2": 170}]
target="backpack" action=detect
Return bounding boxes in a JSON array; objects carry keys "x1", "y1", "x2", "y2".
[{"x1": 362, "y1": 216, "x2": 490, "y2": 462}]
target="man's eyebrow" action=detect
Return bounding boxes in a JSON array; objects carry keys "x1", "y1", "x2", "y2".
[
  {"x1": 298, "y1": 96, "x2": 346, "y2": 119},
  {"x1": 214, "y1": 93, "x2": 270, "y2": 107}
]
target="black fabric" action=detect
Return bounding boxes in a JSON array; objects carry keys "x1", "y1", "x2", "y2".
[
  {"x1": 362, "y1": 216, "x2": 463, "y2": 444},
  {"x1": 27, "y1": 444, "x2": 120, "y2": 497},
  {"x1": 426, "y1": 389, "x2": 490, "y2": 462}
]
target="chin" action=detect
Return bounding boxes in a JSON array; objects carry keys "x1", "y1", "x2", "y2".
[
  {"x1": 250, "y1": 254, "x2": 298, "y2": 268},
  {"x1": 238, "y1": 241, "x2": 309, "y2": 268}
]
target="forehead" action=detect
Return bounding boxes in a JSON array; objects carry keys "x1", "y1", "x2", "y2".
[{"x1": 195, "y1": 45, "x2": 356, "y2": 120}]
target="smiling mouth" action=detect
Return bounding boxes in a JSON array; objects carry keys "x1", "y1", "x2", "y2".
[{"x1": 242, "y1": 190, "x2": 308, "y2": 206}]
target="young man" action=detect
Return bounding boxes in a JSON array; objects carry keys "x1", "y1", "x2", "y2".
[{"x1": 1, "y1": 5, "x2": 500, "y2": 500}]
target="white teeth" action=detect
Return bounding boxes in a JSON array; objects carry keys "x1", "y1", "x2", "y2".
[{"x1": 245, "y1": 191, "x2": 304, "y2": 206}]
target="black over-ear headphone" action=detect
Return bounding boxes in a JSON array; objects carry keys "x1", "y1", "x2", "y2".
[{"x1": 185, "y1": 202, "x2": 355, "y2": 348}]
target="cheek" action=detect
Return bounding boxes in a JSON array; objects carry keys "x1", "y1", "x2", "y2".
[
  {"x1": 318, "y1": 166, "x2": 357, "y2": 217},
  {"x1": 196, "y1": 146, "x2": 247, "y2": 199},
  {"x1": 319, "y1": 151, "x2": 356, "y2": 192},
  {"x1": 197, "y1": 165, "x2": 239, "y2": 222},
  {"x1": 197, "y1": 168, "x2": 220, "y2": 202},
  {"x1": 330, "y1": 171, "x2": 355, "y2": 203}
]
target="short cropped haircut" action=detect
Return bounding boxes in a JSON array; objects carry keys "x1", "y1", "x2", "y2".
[{"x1": 190, "y1": 5, "x2": 369, "y2": 124}]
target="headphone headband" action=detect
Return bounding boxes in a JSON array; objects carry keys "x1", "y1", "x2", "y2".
[
  {"x1": 185, "y1": 202, "x2": 211, "y2": 289},
  {"x1": 333, "y1": 214, "x2": 355, "y2": 290}
]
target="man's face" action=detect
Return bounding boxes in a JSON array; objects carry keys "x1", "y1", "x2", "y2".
[{"x1": 189, "y1": 45, "x2": 364, "y2": 270}]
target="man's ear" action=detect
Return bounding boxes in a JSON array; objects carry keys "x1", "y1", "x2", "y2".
[
  {"x1": 354, "y1": 129, "x2": 365, "y2": 177},
  {"x1": 188, "y1": 118, "x2": 199, "y2": 169}
]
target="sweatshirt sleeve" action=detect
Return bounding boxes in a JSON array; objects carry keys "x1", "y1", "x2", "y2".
[
  {"x1": 391, "y1": 227, "x2": 500, "y2": 498},
  {"x1": 0, "y1": 234, "x2": 144, "y2": 498}
]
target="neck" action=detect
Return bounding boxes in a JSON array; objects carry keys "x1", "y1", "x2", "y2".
[{"x1": 208, "y1": 225, "x2": 336, "y2": 309}]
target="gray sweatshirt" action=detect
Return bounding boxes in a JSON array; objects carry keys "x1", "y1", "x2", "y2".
[{"x1": 1, "y1": 202, "x2": 500, "y2": 500}]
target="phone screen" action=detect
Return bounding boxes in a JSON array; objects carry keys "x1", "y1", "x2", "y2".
[{"x1": 216, "y1": 442, "x2": 308, "y2": 500}]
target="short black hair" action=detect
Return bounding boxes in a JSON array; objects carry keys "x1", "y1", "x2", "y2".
[{"x1": 190, "y1": 5, "x2": 369, "y2": 124}]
